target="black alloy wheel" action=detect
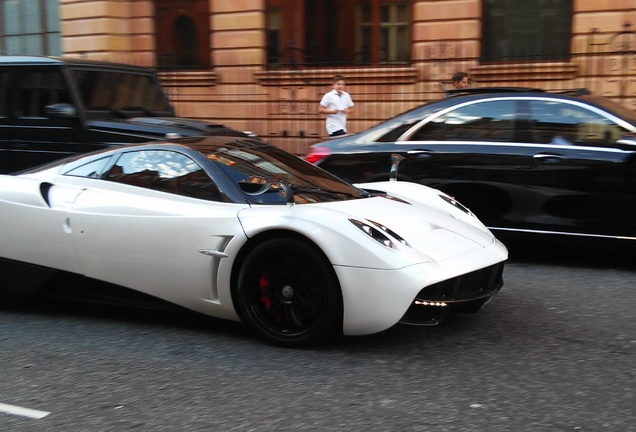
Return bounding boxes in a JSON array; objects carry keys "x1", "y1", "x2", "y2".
[{"x1": 236, "y1": 238, "x2": 342, "y2": 347}]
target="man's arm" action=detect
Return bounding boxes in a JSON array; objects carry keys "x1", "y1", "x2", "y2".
[{"x1": 319, "y1": 105, "x2": 339, "y2": 115}]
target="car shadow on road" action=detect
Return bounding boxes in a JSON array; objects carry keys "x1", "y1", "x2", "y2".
[{"x1": 495, "y1": 232, "x2": 636, "y2": 270}]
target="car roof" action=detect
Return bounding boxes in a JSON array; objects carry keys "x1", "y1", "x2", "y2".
[
  {"x1": 0, "y1": 55, "x2": 155, "y2": 73},
  {"x1": 317, "y1": 87, "x2": 636, "y2": 147},
  {"x1": 19, "y1": 135, "x2": 277, "y2": 175}
]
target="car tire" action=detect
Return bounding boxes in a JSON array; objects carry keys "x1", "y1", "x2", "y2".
[{"x1": 236, "y1": 238, "x2": 342, "y2": 347}]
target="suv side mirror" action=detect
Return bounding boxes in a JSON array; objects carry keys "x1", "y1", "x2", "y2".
[{"x1": 44, "y1": 103, "x2": 77, "y2": 118}]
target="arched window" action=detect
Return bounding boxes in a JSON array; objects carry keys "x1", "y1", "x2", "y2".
[{"x1": 155, "y1": 0, "x2": 211, "y2": 68}]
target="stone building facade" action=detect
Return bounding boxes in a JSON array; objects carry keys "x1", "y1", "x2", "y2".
[{"x1": 50, "y1": 1, "x2": 636, "y2": 153}]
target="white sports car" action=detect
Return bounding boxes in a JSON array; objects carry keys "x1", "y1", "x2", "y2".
[{"x1": 0, "y1": 136, "x2": 507, "y2": 346}]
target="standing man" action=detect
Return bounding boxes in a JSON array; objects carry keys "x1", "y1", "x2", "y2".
[
  {"x1": 319, "y1": 75, "x2": 355, "y2": 137},
  {"x1": 447, "y1": 71, "x2": 469, "y2": 97}
]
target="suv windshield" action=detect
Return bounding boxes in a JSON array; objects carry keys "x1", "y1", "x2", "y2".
[{"x1": 71, "y1": 68, "x2": 174, "y2": 118}]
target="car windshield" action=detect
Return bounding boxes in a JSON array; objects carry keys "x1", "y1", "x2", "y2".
[
  {"x1": 71, "y1": 68, "x2": 174, "y2": 118},
  {"x1": 199, "y1": 143, "x2": 370, "y2": 204}
]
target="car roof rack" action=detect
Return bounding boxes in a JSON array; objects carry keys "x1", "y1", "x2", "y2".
[
  {"x1": 545, "y1": 88, "x2": 592, "y2": 96},
  {"x1": 446, "y1": 87, "x2": 545, "y2": 96}
]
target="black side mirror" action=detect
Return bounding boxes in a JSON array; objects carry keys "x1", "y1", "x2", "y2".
[{"x1": 44, "y1": 103, "x2": 77, "y2": 118}]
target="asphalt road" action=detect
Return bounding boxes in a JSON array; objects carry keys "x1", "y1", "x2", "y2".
[{"x1": 1, "y1": 240, "x2": 635, "y2": 431}]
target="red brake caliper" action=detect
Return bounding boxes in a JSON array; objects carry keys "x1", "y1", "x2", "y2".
[{"x1": 259, "y1": 272, "x2": 272, "y2": 311}]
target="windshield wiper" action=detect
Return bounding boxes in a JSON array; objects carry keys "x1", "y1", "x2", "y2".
[
  {"x1": 289, "y1": 184, "x2": 368, "y2": 198},
  {"x1": 119, "y1": 106, "x2": 160, "y2": 117}
]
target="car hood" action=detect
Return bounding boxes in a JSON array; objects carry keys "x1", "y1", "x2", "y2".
[
  {"x1": 87, "y1": 117, "x2": 246, "y2": 139},
  {"x1": 323, "y1": 193, "x2": 495, "y2": 252},
  {"x1": 239, "y1": 189, "x2": 502, "y2": 269}
]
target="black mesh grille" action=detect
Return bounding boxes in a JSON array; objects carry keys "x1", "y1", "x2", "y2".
[{"x1": 416, "y1": 262, "x2": 504, "y2": 302}]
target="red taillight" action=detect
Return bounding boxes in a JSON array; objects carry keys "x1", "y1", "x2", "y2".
[{"x1": 305, "y1": 146, "x2": 331, "y2": 164}]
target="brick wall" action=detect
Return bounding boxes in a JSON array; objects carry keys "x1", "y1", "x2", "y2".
[{"x1": 58, "y1": 0, "x2": 636, "y2": 155}]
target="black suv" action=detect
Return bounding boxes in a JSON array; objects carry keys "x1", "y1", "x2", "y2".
[
  {"x1": 0, "y1": 56, "x2": 244, "y2": 173},
  {"x1": 307, "y1": 88, "x2": 636, "y2": 241}
]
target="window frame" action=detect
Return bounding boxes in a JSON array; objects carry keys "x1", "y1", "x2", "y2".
[{"x1": 265, "y1": 0, "x2": 412, "y2": 67}]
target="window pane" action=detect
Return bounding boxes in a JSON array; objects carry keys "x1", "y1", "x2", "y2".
[
  {"x1": 47, "y1": 33, "x2": 62, "y2": 56},
  {"x1": 24, "y1": 0, "x2": 42, "y2": 33},
  {"x1": 0, "y1": 72, "x2": 10, "y2": 117},
  {"x1": 381, "y1": 4, "x2": 390, "y2": 22},
  {"x1": 1, "y1": 0, "x2": 61, "y2": 56},
  {"x1": 483, "y1": 0, "x2": 572, "y2": 61},
  {"x1": 24, "y1": 34, "x2": 43, "y2": 55},
  {"x1": 65, "y1": 157, "x2": 112, "y2": 178},
  {"x1": 396, "y1": 4, "x2": 407, "y2": 22},
  {"x1": 5, "y1": 36, "x2": 22, "y2": 55},
  {"x1": 19, "y1": 71, "x2": 70, "y2": 117},
  {"x1": 528, "y1": 100, "x2": 629, "y2": 147},
  {"x1": 266, "y1": 7, "x2": 281, "y2": 63},
  {"x1": 360, "y1": 4, "x2": 371, "y2": 23},
  {"x1": 410, "y1": 100, "x2": 517, "y2": 142},
  {"x1": 107, "y1": 150, "x2": 222, "y2": 201},
  {"x1": 45, "y1": 0, "x2": 60, "y2": 29},
  {"x1": 4, "y1": 0, "x2": 21, "y2": 35}
]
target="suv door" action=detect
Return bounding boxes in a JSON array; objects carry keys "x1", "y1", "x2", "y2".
[{"x1": 0, "y1": 66, "x2": 106, "y2": 174}]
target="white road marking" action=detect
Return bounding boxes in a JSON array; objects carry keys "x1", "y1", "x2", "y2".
[{"x1": 0, "y1": 402, "x2": 50, "y2": 419}]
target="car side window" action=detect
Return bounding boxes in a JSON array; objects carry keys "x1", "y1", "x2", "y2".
[
  {"x1": 105, "y1": 150, "x2": 223, "y2": 201},
  {"x1": 527, "y1": 100, "x2": 630, "y2": 148},
  {"x1": 18, "y1": 71, "x2": 72, "y2": 118},
  {"x1": 408, "y1": 100, "x2": 516, "y2": 142},
  {"x1": 64, "y1": 157, "x2": 112, "y2": 178},
  {"x1": 0, "y1": 72, "x2": 9, "y2": 118}
]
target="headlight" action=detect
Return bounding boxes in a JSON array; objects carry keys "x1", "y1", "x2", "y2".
[
  {"x1": 349, "y1": 218, "x2": 410, "y2": 249},
  {"x1": 439, "y1": 194, "x2": 473, "y2": 216}
]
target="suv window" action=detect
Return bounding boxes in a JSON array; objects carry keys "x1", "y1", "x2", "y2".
[
  {"x1": 19, "y1": 71, "x2": 72, "y2": 118},
  {"x1": 106, "y1": 150, "x2": 222, "y2": 201},
  {"x1": 409, "y1": 100, "x2": 516, "y2": 142},
  {"x1": 0, "y1": 72, "x2": 9, "y2": 117},
  {"x1": 72, "y1": 69, "x2": 172, "y2": 116}
]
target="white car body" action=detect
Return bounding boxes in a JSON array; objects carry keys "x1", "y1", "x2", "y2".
[{"x1": 0, "y1": 138, "x2": 507, "y2": 346}]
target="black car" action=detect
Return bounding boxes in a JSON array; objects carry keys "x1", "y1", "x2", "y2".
[
  {"x1": 0, "y1": 56, "x2": 244, "y2": 174},
  {"x1": 307, "y1": 88, "x2": 636, "y2": 240}
]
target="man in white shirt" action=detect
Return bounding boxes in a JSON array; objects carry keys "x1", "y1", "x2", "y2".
[{"x1": 319, "y1": 75, "x2": 355, "y2": 136}]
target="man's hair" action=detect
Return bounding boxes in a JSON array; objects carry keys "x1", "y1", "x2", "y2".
[
  {"x1": 451, "y1": 72, "x2": 468, "y2": 83},
  {"x1": 333, "y1": 74, "x2": 345, "y2": 83}
]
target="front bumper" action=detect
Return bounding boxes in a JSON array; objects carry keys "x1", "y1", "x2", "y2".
[
  {"x1": 336, "y1": 239, "x2": 507, "y2": 336},
  {"x1": 398, "y1": 261, "x2": 504, "y2": 326}
]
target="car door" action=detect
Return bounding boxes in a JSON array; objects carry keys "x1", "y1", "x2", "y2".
[
  {"x1": 0, "y1": 176, "x2": 84, "y2": 276},
  {"x1": 66, "y1": 149, "x2": 247, "y2": 314},
  {"x1": 393, "y1": 98, "x2": 543, "y2": 229},
  {"x1": 523, "y1": 98, "x2": 636, "y2": 237}
]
